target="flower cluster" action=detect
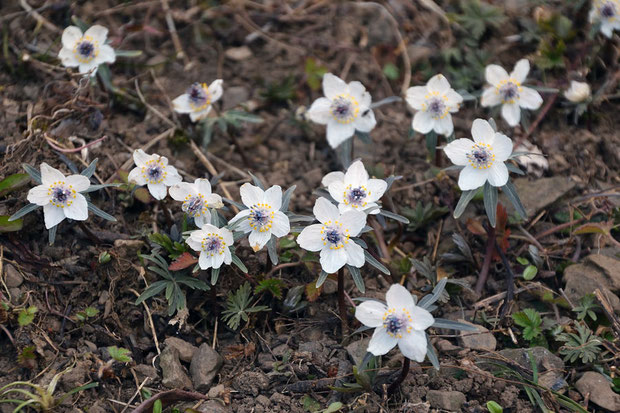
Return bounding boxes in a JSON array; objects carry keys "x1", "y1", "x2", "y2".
[{"x1": 59, "y1": 25, "x2": 115, "y2": 77}]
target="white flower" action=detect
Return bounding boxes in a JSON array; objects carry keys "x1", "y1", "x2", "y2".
[
  {"x1": 321, "y1": 160, "x2": 387, "y2": 215},
  {"x1": 26, "y1": 163, "x2": 90, "y2": 229},
  {"x1": 186, "y1": 224, "x2": 233, "y2": 270},
  {"x1": 355, "y1": 284, "x2": 434, "y2": 362},
  {"x1": 169, "y1": 179, "x2": 224, "y2": 227},
  {"x1": 306, "y1": 73, "x2": 376, "y2": 149},
  {"x1": 405, "y1": 74, "x2": 463, "y2": 137},
  {"x1": 297, "y1": 197, "x2": 366, "y2": 274},
  {"x1": 564, "y1": 81, "x2": 591, "y2": 103},
  {"x1": 58, "y1": 25, "x2": 115, "y2": 77},
  {"x1": 172, "y1": 80, "x2": 223, "y2": 122},
  {"x1": 481, "y1": 59, "x2": 543, "y2": 127},
  {"x1": 127, "y1": 149, "x2": 182, "y2": 200},
  {"x1": 590, "y1": 0, "x2": 620, "y2": 38},
  {"x1": 230, "y1": 183, "x2": 291, "y2": 252},
  {"x1": 443, "y1": 119, "x2": 514, "y2": 191}
]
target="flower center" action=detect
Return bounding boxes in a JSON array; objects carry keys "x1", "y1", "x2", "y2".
[
  {"x1": 48, "y1": 181, "x2": 77, "y2": 208},
  {"x1": 141, "y1": 160, "x2": 167, "y2": 184},
  {"x1": 248, "y1": 203, "x2": 274, "y2": 233},
  {"x1": 497, "y1": 79, "x2": 521, "y2": 104},
  {"x1": 320, "y1": 220, "x2": 350, "y2": 250},
  {"x1": 343, "y1": 185, "x2": 369, "y2": 208},
  {"x1": 187, "y1": 83, "x2": 211, "y2": 111},
  {"x1": 331, "y1": 94, "x2": 360, "y2": 124},
  {"x1": 425, "y1": 95, "x2": 448, "y2": 119},
  {"x1": 183, "y1": 195, "x2": 207, "y2": 217},
  {"x1": 382, "y1": 308, "x2": 413, "y2": 339},
  {"x1": 201, "y1": 233, "x2": 225, "y2": 256},
  {"x1": 73, "y1": 36, "x2": 99, "y2": 64},
  {"x1": 601, "y1": 2, "x2": 616, "y2": 18},
  {"x1": 467, "y1": 143, "x2": 495, "y2": 170}
]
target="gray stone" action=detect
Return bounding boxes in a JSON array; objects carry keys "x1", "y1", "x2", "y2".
[
  {"x1": 564, "y1": 261, "x2": 620, "y2": 314},
  {"x1": 345, "y1": 337, "x2": 370, "y2": 366},
  {"x1": 225, "y1": 46, "x2": 252, "y2": 61},
  {"x1": 457, "y1": 320, "x2": 497, "y2": 351},
  {"x1": 207, "y1": 384, "x2": 225, "y2": 399},
  {"x1": 500, "y1": 176, "x2": 575, "y2": 219},
  {"x1": 133, "y1": 364, "x2": 158, "y2": 382},
  {"x1": 575, "y1": 371, "x2": 620, "y2": 411},
  {"x1": 498, "y1": 347, "x2": 564, "y2": 372},
  {"x1": 196, "y1": 400, "x2": 231, "y2": 413},
  {"x1": 4, "y1": 264, "x2": 23, "y2": 288},
  {"x1": 189, "y1": 343, "x2": 223, "y2": 391},
  {"x1": 160, "y1": 347, "x2": 193, "y2": 389},
  {"x1": 586, "y1": 254, "x2": 620, "y2": 289},
  {"x1": 426, "y1": 390, "x2": 466, "y2": 411},
  {"x1": 223, "y1": 86, "x2": 250, "y2": 110},
  {"x1": 164, "y1": 337, "x2": 198, "y2": 362}
]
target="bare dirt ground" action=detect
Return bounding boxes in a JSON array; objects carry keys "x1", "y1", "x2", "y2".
[{"x1": 0, "y1": 1, "x2": 619, "y2": 412}]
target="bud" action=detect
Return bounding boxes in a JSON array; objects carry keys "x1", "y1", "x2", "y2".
[{"x1": 564, "y1": 81, "x2": 591, "y2": 103}]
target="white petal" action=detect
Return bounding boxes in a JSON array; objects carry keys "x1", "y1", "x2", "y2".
[
  {"x1": 194, "y1": 211, "x2": 211, "y2": 228},
  {"x1": 147, "y1": 183, "x2": 168, "y2": 200},
  {"x1": 128, "y1": 166, "x2": 146, "y2": 186},
  {"x1": 405, "y1": 86, "x2": 427, "y2": 110},
  {"x1": 230, "y1": 209, "x2": 251, "y2": 233},
  {"x1": 220, "y1": 228, "x2": 234, "y2": 246},
  {"x1": 307, "y1": 97, "x2": 333, "y2": 125},
  {"x1": 519, "y1": 87, "x2": 543, "y2": 110},
  {"x1": 353, "y1": 110, "x2": 376, "y2": 133},
  {"x1": 271, "y1": 211, "x2": 290, "y2": 237},
  {"x1": 355, "y1": 301, "x2": 388, "y2": 328},
  {"x1": 172, "y1": 94, "x2": 192, "y2": 114},
  {"x1": 409, "y1": 306, "x2": 435, "y2": 330},
  {"x1": 296, "y1": 224, "x2": 324, "y2": 251},
  {"x1": 189, "y1": 107, "x2": 211, "y2": 122},
  {"x1": 320, "y1": 247, "x2": 347, "y2": 274},
  {"x1": 445, "y1": 89, "x2": 464, "y2": 109},
  {"x1": 313, "y1": 197, "x2": 339, "y2": 224},
  {"x1": 471, "y1": 119, "x2": 496, "y2": 145},
  {"x1": 339, "y1": 210, "x2": 367, "y2": 237},
  {"x1": 501, "y1": 103, "x2": 521, "y2": 127},
  {"x1": 492, "y1": 133, "x2": 513, "y2": 162},
  {"x1": 485, "y1": 64, "x2": 509, "y2": 86},
  {"x1": 169, "y1": 182, "x2": 195, "y2": 201},
  {"x1": 59, "y1": 47, "x2": 79, "y2": 68},
  {"x1": 61, "y1": 26, "x2": 82, "y2": 48},
  {"x1": 65, "y1": 174, "x2": 90, "y2": 192},
  {"x1": 412, "y1": 111, "x2": 434, "y2": 134},
  {"x1": 248, "y1": 229, "x2": 271, "y2": 251},
  {"x1": 433, "y1": 114, "x2": 454, "y2": 137},
  {"x1": 97, "y1": 45, "x2": 115, "y2": 65},
  {"x1": 386, "y1": 284, "x2": 414, "y2": 309},
  {"x1": 367, "y1": 327, "x2": 397, "y2": 356},
  {"x1": 239, "y1": 183, "x2": 264, "y2": 207},
  {"x1": 486, "y1": 162, "x2": 509, "y2": 187},
  {"x1": 263, "y1": 185, "x2": 282, "y2": 210},
  {"x1": 338, "y1": 204, "x2": 354, "y2": 214},
  {"x1": 84, "y1": 25, "x2": 108, "y2": 43},
  {"x1": 195, "y1": 178, "x2": 212, "y2": 195},
  {"x1": 27, "y1": 185, "x2": 51, "y2": 206},
  {"x1": 40, "y1": 163, "x2": 65, "y2": 186},
  {"x1": 347, "y1": 81, "x2": 369, "y2": 104},
  {"x1": 198, "y1": 251, "x2": 213, "y2": 270},
  {"x1": 186, "y1": 235, "x2": 203, "y2": 251},
  {"x1": 43, "y1": 204, "x2": 66, "y2": 229},
  {"x1": 344, "y1": 160, "x2": 368, "y2": 187},
  {"x1": 212, "y1": 252, "x2": 226, "y2": 269},
  {"x1": 208, "y1": 79, "x2": 224, "y2": 102},
  {"x1": 64, "y1": 193, "x2": 88, "y2": 221},
  {"x1": 78, "y1": 62, "x2": 100, "y2": 77},
  {"x1": 133, "y1": 149, "x2": 152, "y2": 167},
  {"x1": 510, "y1": 59, "x2": 530, "y2": 84},
  {"x1": 205, "y1": 194, "x2": 223, "y2": 208},
  {"x1": 321, "y1": 171, "x2": 344, "y2": 188},
  {"x1": 426, "y1": 74, "x2": 450, "y2": 94},
  {"x1": 223, "y1": 248, "x2": 232, "y2": 265},
  {"x1": 600, "y1": 21, "x2": 614, "y2": 37},
  {"x1": 364, "y1": 201, "x2": 381, "y2": 215},
  {"x1": 326, "y1": 122, "x2": 355, "y2": 148},
  {"x1": 322, "y1": 73, "x2": 347, "y2": 100},
  {"x1": 344, "y1": 241, "x2": 365, "y2": 267},
  {"x1": 327, "y1": 181, "x2": 346, "y2": 204},
  {"x1": 444, "y1": 138, "x2": 473, "y2": 166},
  {"x1": 365, "y1": 179, "x2": 387, "y2": 202},
  {"x1": 458, "y1": 166, "x2": 488, "y2": 191},
  {"x1": 481, "y1": 86, "x2": 501, "y2": 107},
  {"x1": 164, "y1": 166, "x2": 182, "y2": 186},
  {"x1": 398, "y1": 330, "x2": 428, "y2": 362}
]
